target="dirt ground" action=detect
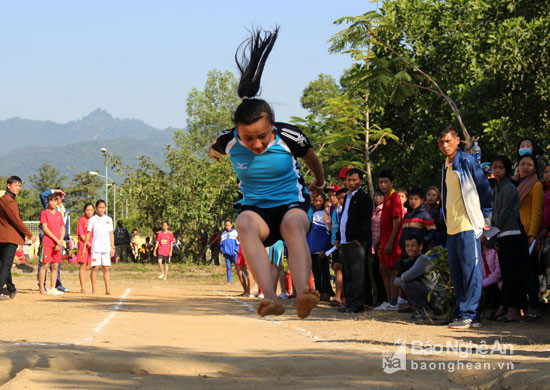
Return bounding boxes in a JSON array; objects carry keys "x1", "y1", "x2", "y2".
[{"x1": 0, "y1": 265, "x2": 549, "y2": 389}]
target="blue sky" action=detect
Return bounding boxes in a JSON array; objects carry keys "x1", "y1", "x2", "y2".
[{"x1": 0, "y1": 1, "x2": 377, "y2": 129}]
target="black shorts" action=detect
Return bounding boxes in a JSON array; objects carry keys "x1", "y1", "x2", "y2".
[
  {"x1": 332, "y1": 249, "x2": 342, "y2": 264},
  {"x1": 238, "y1": 197, "x2": 310, "y2": 247},
  {"x1": 158, "y1": 255, "x2": 170, "y2": 264}
]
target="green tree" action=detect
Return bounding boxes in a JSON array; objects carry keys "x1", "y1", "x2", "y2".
[
  {"x1": 29, "y1": 163, "x2": 67, "y2": 193},
  {"x1": 65, "y1": 172, "x2": 103, "y2": 227},
  {"x1": 299, "y1": 74, "x2": 341, "y2": 118},
  {"x1": 323, "y1": 0, "x2": 549, "y2": 190}
]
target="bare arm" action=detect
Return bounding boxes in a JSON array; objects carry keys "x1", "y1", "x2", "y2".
[
  {"x1": 384, "y1": 217, "x2": 402, "y2": 256},
  {"x1": 153, "y1": 241, "x2": 159, "y2": 256},
  {"x1": 301, "y1": 148, "x2": 325, "y2": 196},
  {"x1": 208, "y1": 145, "x2": 223, "y2": 162},
  {"x1": 110, "y1": 231, "x2": 115, "y2": 257}
]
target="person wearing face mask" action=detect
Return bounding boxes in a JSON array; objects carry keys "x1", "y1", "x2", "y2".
[
  {"x1": 208, "y1": 27, "x2": 324, "y2": 319},
  {"x1": 515, "y1": 137, "x2": 548, "y2": 179}
]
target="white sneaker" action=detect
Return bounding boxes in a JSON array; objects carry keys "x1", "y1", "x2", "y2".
[
  {"x1": 163, "y1": 276, "x2": 167, "y2": 280},
  {"x1": 374, "y1": 302, "x2": 390, "y2": 310},
  {"x1": 158, "y1": 274, "x2": 164, "y2": 279},
  {"x1": 47, "y1": 289, "x2": 63, "y2": 296},
  {"x1": 397, "y1": 297, "x2": 408, "y2": 305},
  {"x1": 385, "y1": 303, "x2": 399, "y2": 311},
  {"x1": 258, "y1": 293, "x2": 264, "y2": 299},
  {"x1": 278, "y1": 292, "x2": 290, "y2": 299}
]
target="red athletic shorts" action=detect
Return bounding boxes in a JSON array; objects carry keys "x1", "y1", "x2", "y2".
[
  {"x1": 236, "y1": 248, "x2": 246, "y2": 267},
  {"x1": 378, "y1": 239, "x2": 401, "y2": 268},
  {"x1": 42, "y1": 246, "x2": 62, "y2": 264},
  {"x1": 77, "y1": 245, "x2": 92, "y2": 265}
]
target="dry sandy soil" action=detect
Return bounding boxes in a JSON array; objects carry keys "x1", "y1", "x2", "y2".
[{"x1": 0, "y1": 265, "x2": 549, "y2": 389}]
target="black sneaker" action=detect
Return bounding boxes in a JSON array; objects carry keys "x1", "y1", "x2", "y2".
[{"x1": 9, "y1": 289, "x2": 17, "y2": 299}]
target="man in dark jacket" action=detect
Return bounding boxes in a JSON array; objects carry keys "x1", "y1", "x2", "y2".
[
  {"x1": 114, "y1": 221, "x2": 131, "y2": 263},
  {"x1": 335, "y1": 168, "x2": 374, "y2": 313},
  {"x1": 0, "y1": 176, "x2": 37, "y2": 299}
]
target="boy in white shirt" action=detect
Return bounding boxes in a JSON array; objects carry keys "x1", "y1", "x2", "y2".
[{"x1": 83, "y1": 200, "x2": 115, "y2": 295}]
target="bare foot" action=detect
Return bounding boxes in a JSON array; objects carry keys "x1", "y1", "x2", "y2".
[
  {"x1": 105, "y1": 291, "x2": 111, "y2": 296},
  {"x1": 257, "y1": 298, "x2": 285, "y2": 317},
  {"x1": 80, "y1": 289, "x2": 88, "y2": 294},
  {"x1": 39, "y1": 290, "x2": 46, "y2": 295},
  {"x1": 296, "y1": 286, "x2": 320, "y2": 319},
  {"x1": 92, "y1": 290, "x2": 96, "y2": 295},
  {"x1": 238, "y1": 292, "x2": 248, "y2": 297}
]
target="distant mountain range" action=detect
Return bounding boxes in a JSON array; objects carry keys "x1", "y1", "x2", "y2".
[{"x1": 0, "y1": 109, "x2": 181, "y2": 182}]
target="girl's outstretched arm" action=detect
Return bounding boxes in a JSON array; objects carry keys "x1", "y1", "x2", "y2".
[{"x1": 301, "y1": 148, "x2": 325, "y2": 196}]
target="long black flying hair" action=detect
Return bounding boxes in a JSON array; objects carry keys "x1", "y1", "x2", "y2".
[{"x1": 233, "y1": 26, "x2": 279, "y2": 126}]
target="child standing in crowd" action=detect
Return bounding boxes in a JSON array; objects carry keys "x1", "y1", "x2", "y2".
[
  {"x1": 514, "y1": 154, "x2": 544, "y2": 319},
  {"x1": 83, "y1": 200, "x2": 114, "y2": 295},
  {"x1": 425, "y1": 186, "x2": 446, "y2": 247},
  {"x1": 38, "y1": 194, "x2": 65, "y2": 295},
  {"x1": 376, "y1": 169, "x2": 403, "y2": 311},
  {"x1": 370, "y1": 189, "x2": 387, "y2": 307},
  {"x1": 220, "y1": 219, "x2": 239, "y2": 284},
  {"x1": 399, "y1": 188, "x2": 436, "y2": 254},
  {"x1": 328, "y1": 186, "x2": 345, "y2": 306},
  {"x1": 77, "y1": 203, "x2": 94, "y2": 293},
  {"x1": 397, "y1": 188, "x2": 408, "y2": 215},
  {"x1": 540, "y1": 164, "x2": 550, "y2": 303},
  {"x1": 307, "y1": 193, "x2": 333, "y2": 302},
  {"x1": 153, "y1": 222, "x2": 174, "y2": 280}
]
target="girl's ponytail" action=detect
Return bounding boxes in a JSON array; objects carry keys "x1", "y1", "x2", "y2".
[{"x1": 233, "y1": 27, "x2": 279, "y2": 125}]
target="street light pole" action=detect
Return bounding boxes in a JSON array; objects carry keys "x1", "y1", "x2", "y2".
[
  {"x1": 113, "y1": 183, "x2": 116, "y2": 226},
  {"x1": 101, "y1": 148, "x2": 108, "y2": 215}
]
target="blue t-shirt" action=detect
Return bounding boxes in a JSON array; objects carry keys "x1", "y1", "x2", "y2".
[{"x1": 212, "y1": 122, "x2": 312, "y2": 209}]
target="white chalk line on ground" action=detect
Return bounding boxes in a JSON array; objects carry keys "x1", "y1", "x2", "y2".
[
  {"x1": 76, "y1": 287, "x2": 132, "y2": 345},
  {"x1": 2, "y1": 288, "x2": 132, "y2": 348},
  {"x1": 216, "y1": 290, "x2": 325, "y2": 342}
]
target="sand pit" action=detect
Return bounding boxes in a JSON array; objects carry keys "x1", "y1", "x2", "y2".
[{"x1": 1, "y1": 265, "x2": 549, "y2": 389}]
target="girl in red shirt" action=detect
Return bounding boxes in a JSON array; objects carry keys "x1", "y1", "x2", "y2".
[{"x1": 77, "y1": 203, "x2": 94, "y2": 293}]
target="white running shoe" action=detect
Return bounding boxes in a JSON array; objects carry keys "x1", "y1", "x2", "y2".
[
  {"x1": 258, "y1": 293, "x2": 264, "y2": 299},
  {"x1": 374, "y1": 302, "x2": 390, "y2": 310},
  {"x1": 397, "y1": 297, "x2": 408, "y2": 305},
  {"x1": 278, "y1": 292, "x2": 290, "y2": 299},
  {"x1": 385, "y1": 303, "x2": 399, "y2": 311},
  {"x1": 158, "y1": 274, "x2": 164, "y2": 279},
  {"x1": 47, "y1": 289, "x2": 63, "y2": 296},
  {"x1": 163, "y1": 276, "x2": 167, "y2": 281}
]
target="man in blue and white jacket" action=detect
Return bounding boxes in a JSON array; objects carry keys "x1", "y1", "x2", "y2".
[{"x1": 438, "y1": 125, "x2": 492, "y2": 329}]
